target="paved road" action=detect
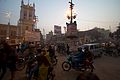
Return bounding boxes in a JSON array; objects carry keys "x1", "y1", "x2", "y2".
[
  {"x1": 54, "y1": 54, "x2": 120, "y2": 80},
  {"x1": 94, "y1": 55, "x2": 120, "y2": 80},
  {"x1": 3, "y1": 54, "x2": 120, "y2": 80}
]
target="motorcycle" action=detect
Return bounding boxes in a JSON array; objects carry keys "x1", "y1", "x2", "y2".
[
  {"x1": 16, "y1": 53, "x2": 37, "y2": 71},
  {"x1": 16, "y1": 56, "x2": 27, "y2": 71},
  {"x1": 62, "y1": 54, "x2": 94, "y2": 72}
]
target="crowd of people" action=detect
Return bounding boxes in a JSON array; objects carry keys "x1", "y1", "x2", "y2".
[
  {"x1": 0, "y1": 40, "x2": 100, "y2": 80},
  {"x1": 0, "y1": 40, "x2": 56, "y2": 80},
  {"x1": 104, "y1": 42, "x2": 120, "y2": 56},
  {"x1": 0, "y1": 40, "x2": 18, "y2": 80}
]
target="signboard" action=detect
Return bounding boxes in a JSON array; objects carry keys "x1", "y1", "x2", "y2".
[
  {"x1": 25, "y1": 30, "x2": 40, "y2": 42},
  {"x1": 67, "y1": 23, "x2": 77, "y2": 33},
  {"x1": 54, "y1": 25, "x2": 61, "y2": 35}
]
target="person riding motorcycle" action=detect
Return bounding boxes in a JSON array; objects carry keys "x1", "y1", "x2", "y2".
[
  {"x1": 84, "y1": 46, "x2": 94, "y2": 62},
  {"x1": 84, "y1": 46, "x2": 94, "y2": 70},
  {"x1": 72, "y1": 47, "x2": 86, "y2": 68}
]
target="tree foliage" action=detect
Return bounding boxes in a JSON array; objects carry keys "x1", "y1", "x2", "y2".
[{"x1": 112, "y1": 24, "x2": 120, "y2": 39}]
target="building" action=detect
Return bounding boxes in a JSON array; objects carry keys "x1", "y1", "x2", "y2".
[
  {"x1": 0, "y1": 0, "x2": 41, "y2": 45},
  {"x1": 54, "y1": 25, "x2": 61, "y2": 35},
  {"x1": 0, "y1": 23, "x2": 18, "y2": 45},
  {"x1": 46, "y1": 31, "x2": 54, "y2": 44},
  {"x1": 18, "y1": 0, "x2": 37, "y2": 42},
  {"x1": 78, "y1": 27, "x2": 110, "y2": 44}
]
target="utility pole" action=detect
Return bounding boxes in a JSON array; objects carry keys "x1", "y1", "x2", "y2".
[
  {"x1": 6, "y1": 12, "x2": 11, "y2": 41},
  {"x1": 69, "y1": 0, "x2": 74, "y2": 23},
  {"x1": 67, "y1": 0, "x2": 76, "y2": 24},
  {"x1": 28, "y1": 0, "x2": 29, "y2": 5}
]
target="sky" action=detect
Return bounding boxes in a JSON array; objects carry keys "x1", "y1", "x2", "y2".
[{"x1": 0, "y1": 0, "x2": 120, "y2": 34}]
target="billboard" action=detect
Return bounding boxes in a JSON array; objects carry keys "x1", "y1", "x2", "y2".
[
  {"x1": 54, "y1": 25, "x2": 61, "y2": 35},
  {"x1": 67, "y1": 23, "x2": 77, "y2": 33}
]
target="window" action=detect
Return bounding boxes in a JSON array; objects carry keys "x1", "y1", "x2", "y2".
[
  {"x1": 11, "y1": 31, "x2": 16, "y2": 36},
  {"x1": 24, "y1": 11, "x2": 27, "y2": 19},
  {"x1": 26, "y1": 26, "x2": 28, "y2": 30},
  {"x1": 29, "y1": 12, "x2": 32, "y2": 20},
  {"x1": 0, "y1": 30, "x2": 6, "y2": 35},
  {"x1": 29, "y1": 13, "x2": 32, "y2": 17}
]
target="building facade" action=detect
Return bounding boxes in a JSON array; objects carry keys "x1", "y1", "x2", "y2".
[
  {"x1": 0, "y1": 24, "x2": 17, "y2": 45},
  {"x1": 0, "y1": 0, "x2": 41, "y2": 45}
]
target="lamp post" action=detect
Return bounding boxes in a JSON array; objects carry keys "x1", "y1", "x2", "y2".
[
  {"x1": 66, "y1": 0, "x2": 78, "y2": 51},
  {"x1": 33, "y1": 16, "x2": 38, "y2": 30},
  {"x1": 67, "y1": 0, "x2": 76, "y2": 23},
  {"x1": 5, "y1": 11, "x2": 11, "y2": 43}
]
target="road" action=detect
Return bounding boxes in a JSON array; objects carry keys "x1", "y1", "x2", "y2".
[{"x1": 3, "y1": 54, "x2": 120, "y2": 80}]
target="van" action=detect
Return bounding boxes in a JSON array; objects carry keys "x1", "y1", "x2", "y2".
[{"x1": 79, "y1": 43, "x2": 103, "y2": 58}]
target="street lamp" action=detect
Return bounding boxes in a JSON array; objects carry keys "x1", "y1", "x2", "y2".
[
  {"x1": 6, "y1": 36, "x2": 9, "y2": 40},
  {"x1": 66, "y1": 0, "x2": 76, "y2": 23},
  {"x1": 5, "y1": 11, "x2": 11, "y2": 43},
  {"x1": 33, "y1": 16, "x2": 38, "y2": 29}
]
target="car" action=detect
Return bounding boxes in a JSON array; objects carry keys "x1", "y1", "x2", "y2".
[{"x1": 79, "y1": 43, "x2": 103, "y2": 58}]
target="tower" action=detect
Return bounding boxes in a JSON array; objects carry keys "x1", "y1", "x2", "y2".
[
  {"x1": 18, "y1": 0, "x2": 36, "y2": 36},
  {"x1": 66, "y1": 0, "x2": 78, "y2": 51}
]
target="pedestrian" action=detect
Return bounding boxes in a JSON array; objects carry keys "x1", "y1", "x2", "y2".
[
  {"x1": 0, "y1": 40, "x2": 8, "y2": 80},
  {"x1": 47, "y1": 45, "x2": 55, "y2": 61},
  {"x1": 7, "y1": 46, "x2": 18, "y2": 80},
  {"x1": 38, "y1": 49, "x2": 51, "y2": 80}
]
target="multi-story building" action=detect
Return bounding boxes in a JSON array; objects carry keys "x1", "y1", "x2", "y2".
[
  {"x1": 0, "y1": 23, "x2": 17, "y2": 45},
  {"x1": 18, "y1": 0, "x2": 36, "y2": 35},
  {"x1": 0, "y1": 0, "x2": 41, "y2": 45}
]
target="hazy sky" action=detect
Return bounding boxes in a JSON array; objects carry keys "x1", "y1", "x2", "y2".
[{"x1": 0, "y1": 0, "x2": 120, "y2": 34}]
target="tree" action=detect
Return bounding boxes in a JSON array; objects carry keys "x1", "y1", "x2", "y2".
[{"x1": 113, "y1": 23, "x2": 120, "y2": 39}]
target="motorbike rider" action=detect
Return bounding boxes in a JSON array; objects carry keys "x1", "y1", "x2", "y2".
[
  {"x1": 72, "y1": 47, "x2": 85, "y2": 68},
  {"x1": 84, "y1": 46, "x2": 94, "y2": 62},
  {"x1": 84, "y1": 46, "x2": 94, "y2": 70}
]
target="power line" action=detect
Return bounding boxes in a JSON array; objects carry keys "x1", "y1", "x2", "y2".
[{"x1": 79, "y1": 18, "x2": 118, "y2": 24}]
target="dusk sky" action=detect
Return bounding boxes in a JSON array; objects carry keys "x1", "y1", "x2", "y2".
[{"x1": 0, "y1": 0, "x2": 120, "y2": 34}]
